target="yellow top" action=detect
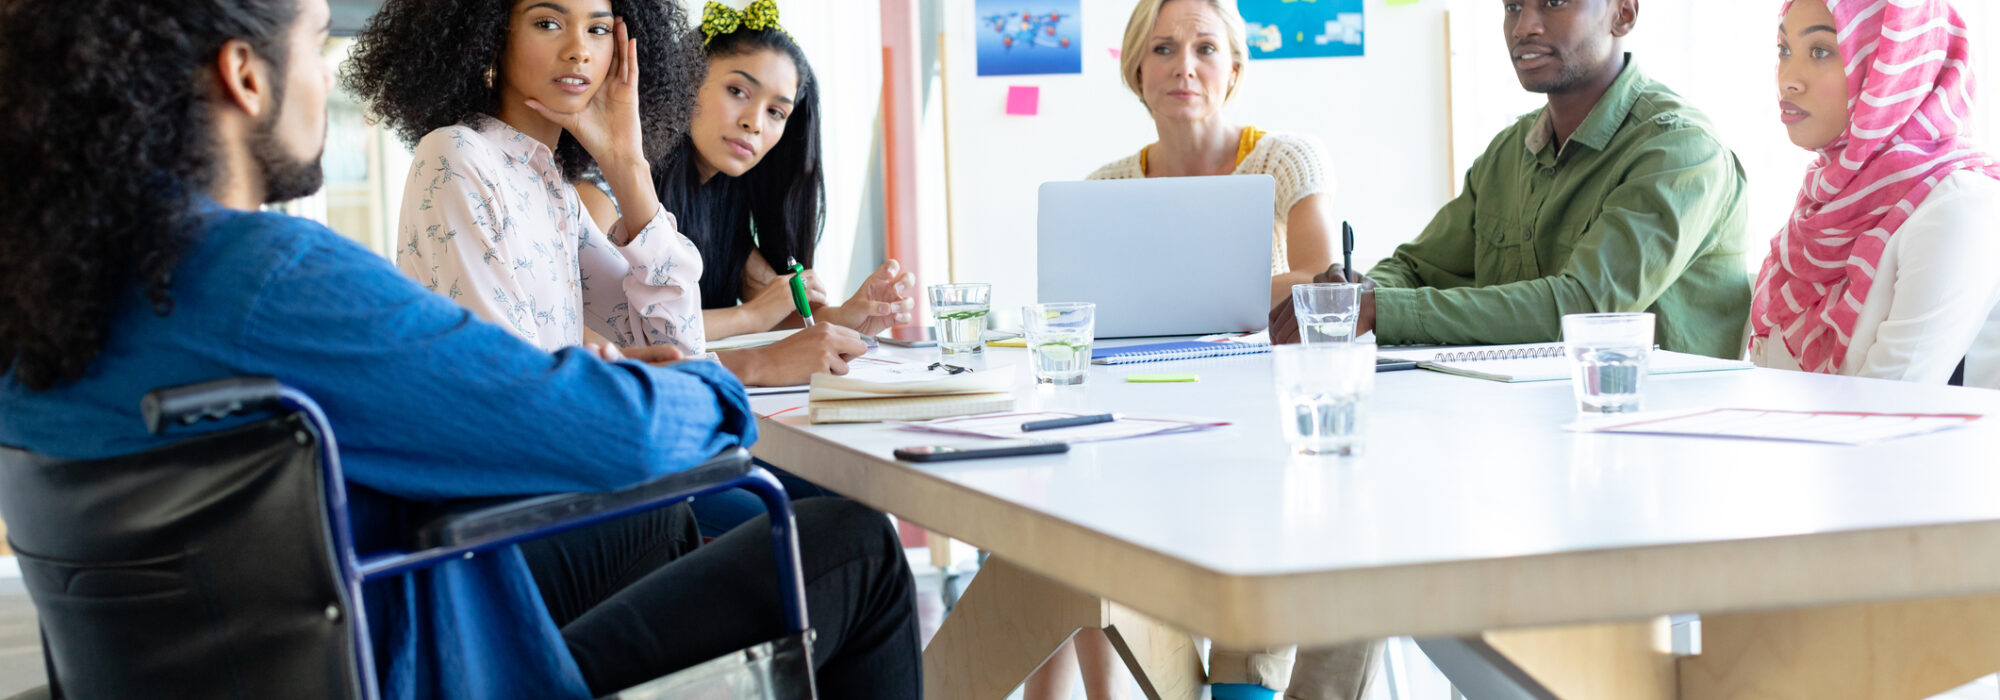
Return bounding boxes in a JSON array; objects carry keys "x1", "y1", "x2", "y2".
[{"x1": 1139, "y1": 126, "x2": 1267, "y2": 176}]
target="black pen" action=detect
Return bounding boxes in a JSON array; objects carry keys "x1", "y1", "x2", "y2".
[
  {"x1": 1341, "y1": 221, "x2": 1355, "y2": 283},
  {"x1": 1022, "y1": 413, "x2": 1117, "y2": 432}
]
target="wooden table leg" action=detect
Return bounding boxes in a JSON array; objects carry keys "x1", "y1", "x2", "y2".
[
  {"x1": 1420, "y1": 618, "x2": 1678, "y2": 700},
  {"x1": 1681, "y1": 593, "x2": 2000, "y2": 700},
  {"x1": 927, "y1": 529, "x2": 953, "y2": 569},
  {"x1": 1104, "y1": 602, "x2": 1207, "y2": 700},
  {"x1": 1488, "y1": 618, "x2": 1679, "y2": 700},
  {"x1": 923, "y1": 556, "x2": 1206, "y2": 700},
  {"x1": 1437, "y1": 594, "x2": 2000, "y2": 700}
]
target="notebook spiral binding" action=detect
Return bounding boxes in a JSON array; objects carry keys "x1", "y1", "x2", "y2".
[
  {"x1": 1094, "y1": 342, "x2": 1272, "y2": 365},
  {"x1": 1430, "y1": 344, "x2": 1566, "y2": 363}
]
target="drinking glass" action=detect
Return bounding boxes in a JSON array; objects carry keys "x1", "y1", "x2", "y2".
[
  {"x1": 1272, "y1": 342, "x2": 1376, "y2": 456},
  {"x1": 1561, "y1": 312, "x2": 1655, "y2": 414},
  {"x1": 928, "y1": 283, "x2": 992, "y2": 356},
  {"x1": 1291, "y1": 283, "x2": 1362, "y2": 344},
  {"x1": 1022, "y1": 302, "x2": 1095, "y2": 385}
]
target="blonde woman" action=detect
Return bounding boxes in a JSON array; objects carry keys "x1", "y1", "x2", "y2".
[
  {"x1": 1029, "y1": 5, "x2": 1374, "y2": 700},
  {"x1": 1087, "y1": 0, "x2": 1338, "y2": 309}
]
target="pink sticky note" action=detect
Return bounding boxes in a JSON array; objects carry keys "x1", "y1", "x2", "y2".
[
  {"x1": 1108, "y1": 48, "x2": 1122, "y2": 59},
  {"x1": 1005, "y1": 85, "x2": 1039, "y2": 116}
]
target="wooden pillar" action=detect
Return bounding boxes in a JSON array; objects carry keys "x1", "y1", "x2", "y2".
[{"x1": 879, "y1": 0, "x2": 922, "y2": 292}]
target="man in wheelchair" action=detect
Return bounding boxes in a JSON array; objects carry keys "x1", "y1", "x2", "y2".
[{"x1": 0, "y1": 0, "x2": 921, "y2": 697}]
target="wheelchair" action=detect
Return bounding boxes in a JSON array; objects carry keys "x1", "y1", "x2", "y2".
[{"x1": 0, "y1": 377, "x2": 815, "y2": 699}]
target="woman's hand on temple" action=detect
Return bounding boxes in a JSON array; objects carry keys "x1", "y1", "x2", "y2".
[{"x1": 524, "y1": 18, "x2": 646, "y2": 174}]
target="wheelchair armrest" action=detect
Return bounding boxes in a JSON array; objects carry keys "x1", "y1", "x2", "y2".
[
  {"x1": 411, "y1": 448, "x2": 754, "y2": 550},
  {"x1": 142, "y1": 376, "x2": 284, "y2": 435}
]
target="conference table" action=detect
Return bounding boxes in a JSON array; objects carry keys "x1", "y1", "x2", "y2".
[{"x1": 745, "y1": 340, "x2": 2000, "y2": 700}]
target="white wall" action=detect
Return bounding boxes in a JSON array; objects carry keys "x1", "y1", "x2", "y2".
[{"x1": 941, "y1": 0, "x2": 1456, "y2": 327}]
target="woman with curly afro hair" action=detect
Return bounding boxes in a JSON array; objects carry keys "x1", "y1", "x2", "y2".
[{"x1": 345, "y1": 0, "x2": 871, "y2": 385}]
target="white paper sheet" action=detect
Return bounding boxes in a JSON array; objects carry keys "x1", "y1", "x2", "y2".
[
  {"x1": 1566, "y1": 408, "x2": 1982, "y2": 445},
  {"x1": 894, "y1": 411, "x2": 1231, "y2": 443}
]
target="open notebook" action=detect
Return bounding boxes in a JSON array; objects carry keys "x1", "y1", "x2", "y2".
[
  {"x1": 1378, "y1": 343, "x2": 1752, "y2": 383},
  {"x1": 806, "y1": 360, "x2": 1015, "y2": 424}
]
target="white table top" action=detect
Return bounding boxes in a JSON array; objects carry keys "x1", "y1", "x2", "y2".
[{"x1": 748, "y1": 342, "x2": 2000, "y2": 645}]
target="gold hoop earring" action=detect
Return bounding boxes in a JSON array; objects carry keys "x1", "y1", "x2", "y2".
[{"x1": 485, "y1": 65, "x2": 497, "y2": 90}]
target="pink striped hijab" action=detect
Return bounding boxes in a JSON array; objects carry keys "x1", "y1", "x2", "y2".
[{"x1": 1751, "y1": 0, "x2": 2000, "y2": 374}]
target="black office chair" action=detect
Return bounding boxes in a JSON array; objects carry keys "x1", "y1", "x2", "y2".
[{"x1": 0, "y1": 377, "x2": 814, "y2": 699}]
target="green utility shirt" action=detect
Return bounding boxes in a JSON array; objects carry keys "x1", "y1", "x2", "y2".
[{"x1": 1370, "y1": 56, "x2": 1751, "y2": 359}]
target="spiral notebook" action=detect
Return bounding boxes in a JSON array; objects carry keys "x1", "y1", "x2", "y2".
[
  {"x1": 1091, "y1": 340, "x2": 1272, "y2": 365},
  {"x1": 1378, "y1": 343, "x2": 1752, "y2": 383}
]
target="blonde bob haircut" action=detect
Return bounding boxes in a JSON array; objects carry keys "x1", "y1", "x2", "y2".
[{"x1": 1117, "y1": 0, "x2": 1250, "y2": 109}]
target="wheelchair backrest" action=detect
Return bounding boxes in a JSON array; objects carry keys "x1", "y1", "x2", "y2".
[{"x1": 0, "y1": 414, "x2": 362, "y2": 699}]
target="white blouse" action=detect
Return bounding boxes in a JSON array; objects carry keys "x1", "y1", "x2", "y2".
[
  {"x1": 1749, "y1": 171, "x2": 2000, "y2": 389},
  {"x1": 396, "y1": 119, "x2": 706, "y2": 355}
]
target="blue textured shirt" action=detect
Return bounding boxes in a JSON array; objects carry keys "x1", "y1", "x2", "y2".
[{"x1": 0, "y1": 205, "x2": 757, "y2": 699}]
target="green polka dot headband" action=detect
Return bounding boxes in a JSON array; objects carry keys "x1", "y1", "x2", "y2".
[{"x1": 701, "y1": 0, "x2": 788, "y2": 45}]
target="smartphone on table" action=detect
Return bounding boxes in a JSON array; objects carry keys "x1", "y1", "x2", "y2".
[{"x1": 878, "y1": 325, "x2": 936, "y2": 348}]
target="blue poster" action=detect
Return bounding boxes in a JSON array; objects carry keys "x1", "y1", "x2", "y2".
[
  {"x1": 1240, "y1": 0, "x2": 1365, "y2": 60},
  {"x1": 975, "y1": 0, "x2": 1083, "y2": 76}
]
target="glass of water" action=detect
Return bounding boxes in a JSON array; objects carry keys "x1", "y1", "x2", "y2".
[
  {"x1": 1291, "y1": 283, "x2": 1362, "y2": 343},
  {"x1": 928, "y1": 283, "x2": 992, "y2": 356},
  {"x1": 1022, "y1": 302, "x2": 1095, "y2": 385},
  {"x1": 1561, "y1": 312, "x2": 1655, "y2": 414},
  {"x1": 1272, "y1": 342, "x2": 1376, "y2": 456}
]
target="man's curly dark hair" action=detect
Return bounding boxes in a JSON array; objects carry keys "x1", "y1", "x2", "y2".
[
  {"x1": 342, "y1": 0, "x2": 705, "y2": 181},
  {"x1": 0, "y1": 0, "x2": 299, "y2": 391}
]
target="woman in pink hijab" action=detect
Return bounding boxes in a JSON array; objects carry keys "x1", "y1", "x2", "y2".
[{"x1": 1751, "y1": 0, "x2": 2000, "y2": 388}]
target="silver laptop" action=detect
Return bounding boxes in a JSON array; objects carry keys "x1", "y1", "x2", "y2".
[{"x1": 1036, "y1": 175, "x2": 1274, "y2": 338}]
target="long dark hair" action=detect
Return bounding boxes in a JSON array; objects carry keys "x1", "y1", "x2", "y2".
[
  {"x1": 0, "y1": 0, "x2": 299, "y2": 391},
  {"x1": 657, "y1": 27, "x2": 824, "y2": 308},
  {"x1": 341, "y1": 0, "x2": 705, "y2": 181}
]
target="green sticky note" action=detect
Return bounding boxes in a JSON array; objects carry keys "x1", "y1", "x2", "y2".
[
  {"x1": 1387, "y1": 0, "x2": 1420, "y2": 5},
  {"x1": 1127, "y1": 373, "x2": 1199, "y2": 383}
]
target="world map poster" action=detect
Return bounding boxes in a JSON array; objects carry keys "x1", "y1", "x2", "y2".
[
  {"x1": 975, "y1": 0, "x2": 1083, "y2": 76},
  {"x1": 1240, "y1": 0, "x2": 1365, "y2": 60}
]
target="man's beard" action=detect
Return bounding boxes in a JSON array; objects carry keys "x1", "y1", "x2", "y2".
[
  {"x1": 1520, "y1": 55, "x2": 1596, "y2": 95},
  {"x1": 251, "y1": 82, "x2": 325, "y2": 204}
]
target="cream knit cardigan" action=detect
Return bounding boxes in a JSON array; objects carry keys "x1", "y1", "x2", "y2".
[{"x1": 1087, "y1": 130, "x2": 1334, "y2": 275}]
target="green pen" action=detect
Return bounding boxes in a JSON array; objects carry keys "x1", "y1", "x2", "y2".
[{"x1": 787, "y1": 256, "x2": 814, "y2": 327}]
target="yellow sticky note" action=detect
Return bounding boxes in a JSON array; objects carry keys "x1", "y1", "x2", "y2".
[
  {"x1": 1128, "y1": 374, "x2": 1199, "y2": 383},
  {"x1": 987, "y1": 337, "x2": 1027, "y2": 348}
]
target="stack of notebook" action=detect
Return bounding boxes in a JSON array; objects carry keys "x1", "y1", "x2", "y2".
[{"x1": 806, "y1": 361, "x2": 1015, "y2": 424}]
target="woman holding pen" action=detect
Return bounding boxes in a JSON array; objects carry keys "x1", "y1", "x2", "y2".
[{"x1": 575, "y1": 1, "x2": 918, "y2": 341}]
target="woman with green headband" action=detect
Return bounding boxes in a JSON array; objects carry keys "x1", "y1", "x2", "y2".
[{"x1": 577, "y1": 0, "x2": 919, "y2": 346}]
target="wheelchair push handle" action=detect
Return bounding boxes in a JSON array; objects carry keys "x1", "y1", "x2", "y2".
[{"x1": 142, "y1": 376, "x2": 287, "y2": 435}]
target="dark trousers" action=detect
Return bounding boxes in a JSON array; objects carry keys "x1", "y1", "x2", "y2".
[
  {"x1": 518, "y1": 497, "x2": 922, "y2": 697},
  {"x1": 687, "y1": 462, "x2": 837, "y2": 537}
]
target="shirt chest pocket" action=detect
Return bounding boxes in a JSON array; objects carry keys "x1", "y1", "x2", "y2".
[
  {"x1": 1540, "y1": 215, "x2": 1596, "y2": 276},
  {"x1": 1472, "y1": 203, "x2": 1537, "y2": 282}
]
